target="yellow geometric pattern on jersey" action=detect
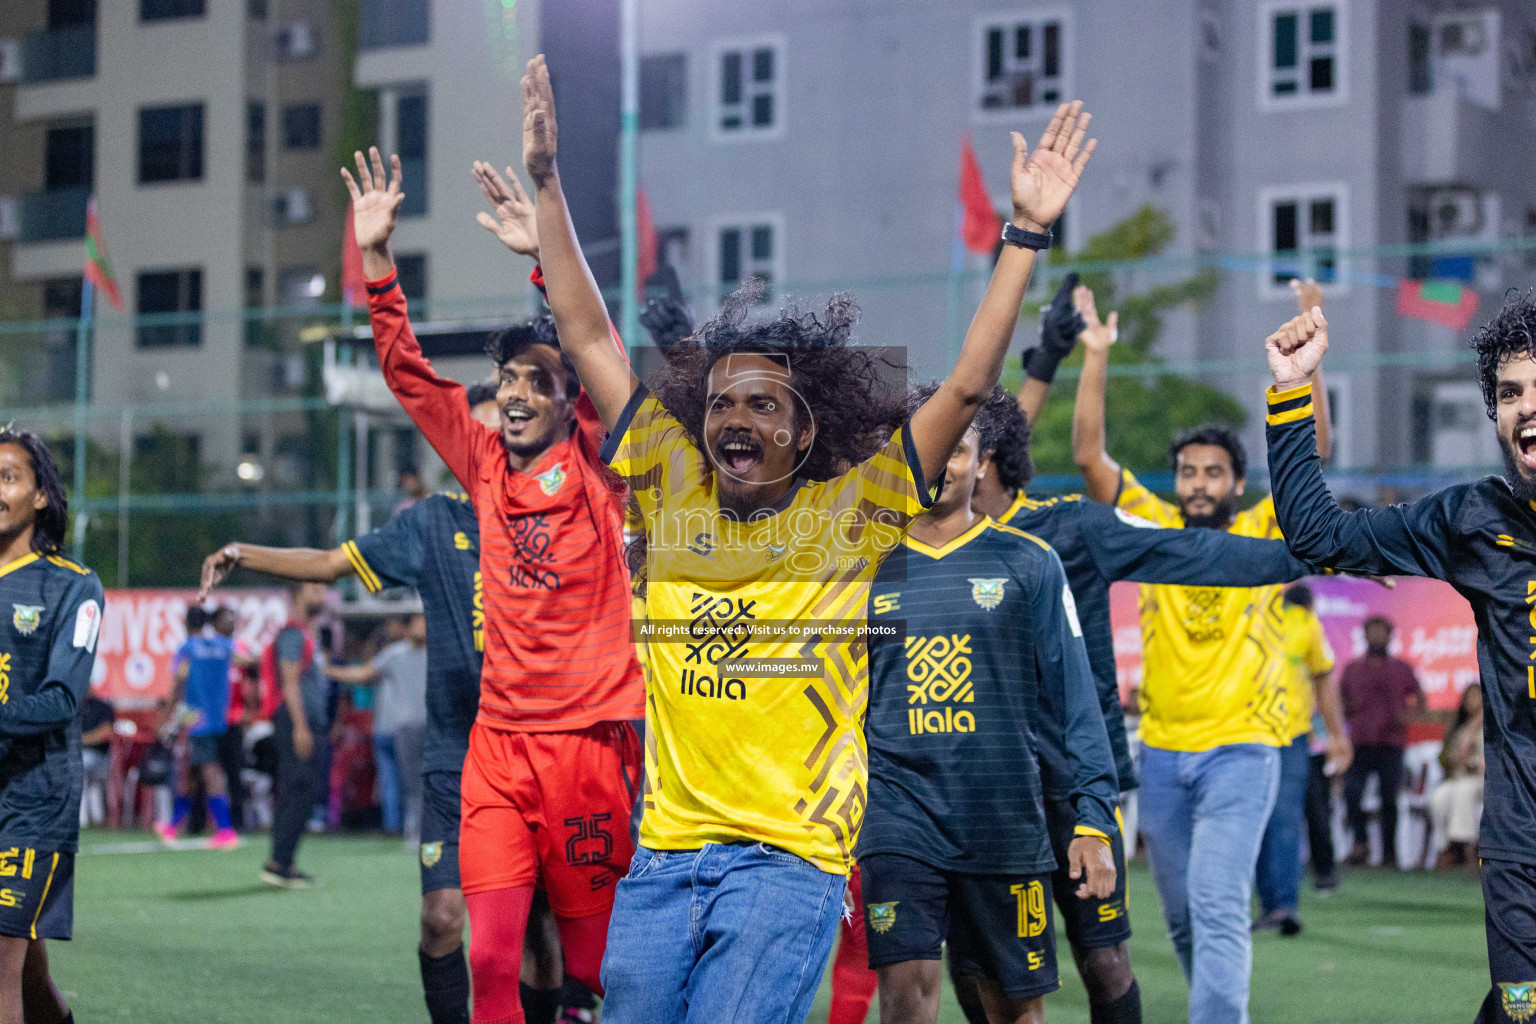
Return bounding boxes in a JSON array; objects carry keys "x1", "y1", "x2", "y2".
[
  {"x1": 1116, "y1": 468, "x2": 1293, "y2": 751},
  {"x1": 608, "y1": 392, "x2": 929, "y2": 874},
  {"x1": 1281, "y1": 603, "x2": 1335, "y2": 740}
]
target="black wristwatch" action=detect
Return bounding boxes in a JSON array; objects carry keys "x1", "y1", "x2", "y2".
[{"x1": 1000, "y1": 222, "x2": 1053, "y2": 251}]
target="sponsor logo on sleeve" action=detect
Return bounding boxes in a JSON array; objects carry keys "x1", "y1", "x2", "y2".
[
  {"x1": 73, "y1": 600, "x2": 101, "y2": 652},
  {"x1": 1062, "y1": 585, "x2": 1083, "y2": 637},
  {"x1": 1114, "y1": 508, "x2": 1161, "y2": 530}
]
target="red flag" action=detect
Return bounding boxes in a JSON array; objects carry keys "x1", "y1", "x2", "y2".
[
  {"x1": 83, "y1": 197, "x2": 124, "y2": 311},
  {"x1": 342, "y1": 205, "x2": 366, "y2": 307},
  {"x1": 1395, "y1": 279, "x2": 1480, "y2": 331},
  {"x1": 636, "y1": 187, "x2": 658, "y2": 300},
  {"x1": 958, "y1": 136, "x2": 1001, "y2": 255}
]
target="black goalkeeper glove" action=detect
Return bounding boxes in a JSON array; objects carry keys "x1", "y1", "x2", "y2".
[
  {"x1": 1020, "y1": 271, "x2": 1084, "y2": 384},
  {"x1": 638, "y1": 264, "x2": 695, "y2": 353}
]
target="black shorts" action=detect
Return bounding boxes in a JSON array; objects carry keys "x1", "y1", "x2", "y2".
[
  {"x1": 1045, "y1": 797, "x2": 1131, "y2": 950},
  {"x1": 1479, "y1": 858, "x2": 1536, "y2": 1023},
  {"x1": 859, "y1": 853, "x2": 1059, "y2": 1001},
  {"x1": 0, "y1": 848, "x2": 73, "y2": 941},
  {"x1": 419, "y1": 770, "x2": 462, "y2": 895},
  {"x1": 188, "y1": 733, "x2": 222, "y2": 768}
]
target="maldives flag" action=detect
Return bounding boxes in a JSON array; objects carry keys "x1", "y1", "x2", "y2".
[
  {"x1": 636, "y1": 186, "x2": 657, "y2": 300},
  {"x1": 1395, "y1": 279, "x2": 1480, "y2": 331},
  {"x1": 341, "y1": 205, "x2": 366, "y2": 307},
  {"x1": 83, "y1": 197, "x2": 124, "y2": 310},
  {"x1": 958, "y1": 136, "x2": 1001, "y2": 255}
]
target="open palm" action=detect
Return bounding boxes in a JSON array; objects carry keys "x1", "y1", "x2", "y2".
[
  {"x1": 473, "y1": 161, "x2": 539, "y2": 257},
  {"x1": 340, "y1": 147, "x2": 405, "y2": 252},
  {"x1": 1010, "y1": 101, "x2": 1096, "y2": 231},
  {"x1": 1073, "y1": 285, "x2": 1118, "y2": 353},
  {"x1": 1265, "y1": 308, "x2": 1328, "y2": 388},
  {"x1": 522, "y1": 55, "x2": 558, "y2": 184}
]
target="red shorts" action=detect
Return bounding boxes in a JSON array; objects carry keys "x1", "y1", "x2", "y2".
[{"x1": 459, "y1": 719, "x2": 640, "y2": 918}]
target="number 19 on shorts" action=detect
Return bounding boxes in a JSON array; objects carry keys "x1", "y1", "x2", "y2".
[{"x1": 1011, "y1": 880, "x2": 1046, "y2": 938}]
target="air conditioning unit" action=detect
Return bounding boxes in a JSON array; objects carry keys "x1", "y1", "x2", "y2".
[
  {"x1": 273, "y1": 187, "x2": 313, "y2": 226},
  {"x1": 0, "y1": 198, "x2": 17, "y2": 241},
  {"x1": 1428, "y1": 187, "x2": 1484, "y2": 238},
  {"x1": 1437, "y1": 15, "x2": 1489, "y2": 57},
  {"x1": 0, "y1": 40, "x2": 19, "y2": 83},
  {"x1": 274, "y1": 21, "x2": 315, "y2": 60}
]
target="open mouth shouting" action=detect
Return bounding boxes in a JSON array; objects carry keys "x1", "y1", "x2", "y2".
[
  {"x1": 1514, "y1": 419, "x2": 1536, "y2": 474},
  {"x1": 714, "y1": 431, "x2": 765, "y2": 478},
  {"x1": 502, "y1": 402, "x2": 538, "y2": 436}
]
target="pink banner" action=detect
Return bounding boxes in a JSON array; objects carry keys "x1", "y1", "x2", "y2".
[
  {"x1": 1111, "y1": 575, "x2": 1478, "y2": 712},
  {"x1": 92, "y1": 589, "x2": 290, "y2": 703}
]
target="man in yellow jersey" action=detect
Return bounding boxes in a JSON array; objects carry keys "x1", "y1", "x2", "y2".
[
  {"x1": 1253, "y1": 583, "x2": 1349, "y2": 936},
  {"x1": 1070, "y1": 278, "x2": 1329, "y2": 1024},
  {"x1": 519, "y1": 53, "x2": 1098, "y2": 1023}
]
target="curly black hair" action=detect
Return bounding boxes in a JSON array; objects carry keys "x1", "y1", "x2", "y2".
[
  {"x1": 973, "y1": 387, "x2": 1035, "y2": 492},
  {"x1": 0, "y1": 429, "x2": 67, "y2": 555},
  {"x1": 650, "y1": 283, "x2": 905, "y2": 481},
  {"x1": 484, "y1": 315, "x2": 578, "y2": 400},
  {"x1": 1169, "y1": 423, "x2": 1247, "y2": 481},
  {"x1": 1472, "y1": 290, "x2": 1536, "y2": 419}
]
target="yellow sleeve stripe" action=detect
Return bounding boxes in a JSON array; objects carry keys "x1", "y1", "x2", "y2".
[
  {"x1": 44, "y1": 555, "x2": 90, "y2": 575},
  {"x1": 1267, "y1": 381, "x2": 1313, "y2": 405},
  {"x1": 1266, "y1": 403, "x2": 1315, "y2": 426},
  {"x1": 1074, "y1": 825, "x2": 1113, "y2": 846},
  {"x1": 343, "y1": 541, "x2": 383, "y2": 594}
]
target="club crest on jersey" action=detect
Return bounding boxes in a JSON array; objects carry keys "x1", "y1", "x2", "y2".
[
  {"x1": 969, "y1": 578, "x2": 1007, "y2": 611},
  {"x1": 420, "y1": 842, "x2": 443, "y2": 868},
  {"x1": 868, "y1": 901, "x2": 899, "y2": 934},
  {"x1": 535, "y1": 462, "x2": 567, "y2": 496},
  {"x1": 10, "y1": 605, "x2": 41, "y2": 636},
  {"x1": 1502, "y1": 984, "x2": 1536, "y2": 1023},
  {"x1": 766, "y1": 542, "x2": 786, "y2": 561}
]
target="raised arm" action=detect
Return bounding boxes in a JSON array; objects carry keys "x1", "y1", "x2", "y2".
[
  {"x1": 1070, "y1": 284, "x2": 1122, "y2": 503},
  {"x1": 200, "y1": 543, "x2": 353, "y2": 601},
  {"x1": 1016, "y1": 272, "x2": 1083, "y2": 425},
  {"x1": 522, "y1": 56, "x2": 638, "y2": 430},
  {"x1": 472, "y1": 161, "x2": 540, "y2": 264},
  {"x1": 1077, "y1": 502, "x2": 1312, "y2": 587},
  {"x1": 1266, "y1": 309, "x2": 1462, "y2": 576},
  {"x1": 1290, "y1": 278, "x2": 1333, "y2": 460},
  {"x1": 908, "y1": 104, "x2": 1096, "y2": 485},
  {"x1": 342, "y1": 148, "x2": 488, "y2": 487}
]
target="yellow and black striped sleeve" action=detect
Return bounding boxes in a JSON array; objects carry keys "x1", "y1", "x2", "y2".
[
  {"x1": 1265, "y1": 381, "x2": 1315, "y2": 426},
  {"x1": 600, "y1": 386, "x2": 702, "y2": 521},
  {"x1": 342, "y1": 540, "x2": 384, "y2": 594}
]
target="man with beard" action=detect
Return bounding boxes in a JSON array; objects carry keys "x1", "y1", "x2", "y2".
[
  {"x1": 520, "y1": 52, "x2": 1098, "y2": 1022},
  {"x1": 342, "y1": 147, "x2": 644, "y2": 1024},
  {"x1": 1071, "y1": 281, "x2": 1327, "y2": 1024},
  {"x1": 1262, "y1": 297, "x2": 1536, "y2": 1023}
]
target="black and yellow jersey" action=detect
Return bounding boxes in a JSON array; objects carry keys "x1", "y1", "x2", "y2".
[
  {"x1": 0, "y1": 552, "x2": 103, "y2": 852},
  {"x1": 345, "y1": 493, "x2": 482, "y2": 775},
  {"x1": 859, "y1": 518, "x2": 1118, "y2": 874},
  {"x1": 1267, "y1": 380, "x2": 1536, "y2": 867}
]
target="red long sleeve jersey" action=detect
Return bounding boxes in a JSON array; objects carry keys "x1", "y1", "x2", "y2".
[{"x1": 366, "y1": 270, "x2": 644, "y2": 732}]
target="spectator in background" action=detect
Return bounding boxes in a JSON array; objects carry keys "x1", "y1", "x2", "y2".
[
  {"x1": 79, "y1": 689, "x2": 115, "y2": 825},
  {"x1": 1339, "y1": 616, "x2": 1426, "y2": 868},
  {"x1": 156, "y1": 607, "x2": 240, "y2": 849},
  {"x1": 261, "y1": 581, "x2": 330, "y2": 889},
  {"x1": 1431, "y1": 683, "x2": 1484, "y2": 870},
  {"x1": 1254, "y1": 583, "x2": 1350, "y2": 934},
  {"x1": 329, "y1": 613, "x2": 429, "y2": 840},
  {"x1": 214, "y1": 607, "x2": 257, "y2": 831},
  {"x1": 394, "y1": 466, "x2": 430, "y2": 515}
]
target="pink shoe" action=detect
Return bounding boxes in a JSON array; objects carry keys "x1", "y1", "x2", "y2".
[
  {"x1": 208, "y1": 829, "x2": 240, "y2": 850},
  {"x1": 153, "y1": 823, "x2": 178, "y2": 845}
]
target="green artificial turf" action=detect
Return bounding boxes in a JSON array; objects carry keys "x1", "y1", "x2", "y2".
[{"x1": 54, "y1": 831, "x2": 1487, "y2": 1022}]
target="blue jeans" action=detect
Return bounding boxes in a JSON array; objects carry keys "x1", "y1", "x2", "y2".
[
  {"x1": 1255, "y1": 734, "x2": 1311, "y2": 915},
  {"x1": 373, "y1": 733, "x2": 402, "y2": 833},
  {"x1": 600, "y1": 842, "x2": 847, "y2": 1024},
  {"x1": 1140, "y1": 743, "x2": 1280, "y2": 1024}
]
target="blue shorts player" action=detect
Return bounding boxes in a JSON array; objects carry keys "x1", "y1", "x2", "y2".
[
  {"x1": 0, "y1": 428, "x2": 105, "y2": 1024},
  {"x1": 157, "y1": 605, "x2": 241, "y2": 849}
]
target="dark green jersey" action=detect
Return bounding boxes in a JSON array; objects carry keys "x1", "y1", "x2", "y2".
[
  {"x1": 858, "y1": 519, "x2": 1117, "y2": 874},
  {"x1": 0, "y1": 552, "x2": 103, "y2": 852}
]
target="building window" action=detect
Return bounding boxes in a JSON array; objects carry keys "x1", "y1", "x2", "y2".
[
  {"x1": 139, "y1": 103, "x2": 204, "y2": 183},
  {"x1": 711, "y1": 37, "x2": 784, "y2": 139},
  {"x1": 137, "y1": 269, "x2": 203, "y2": 348},
  {"x1": 141, "y1": 0, "x2": 205, "y2": 21},
  {"x1": 641, "y1": 54, "x2": 687, "y2": 130},
  {"x1": 714, "y1": 217, "x2": 781, "y2": 303},
  {"x1": 1261, "y1": 3, "x2": 1345, "y2": 108},
  {"x1": 246, "y1": 102, "x2": 265, "y2": 183},
  {"x1": 976, "y1": 12, "x2": 1070, "y2": 114},
  {"x1": 395, "y1": 89, "x2": 428, "y2": 216},
  {"x1": 1408, "y1": 21, "x2": 1432, "y2": 95},
  {"x1": 282, "y1": 103, "x2": 322, "y2": 150},
  {"x1": 244, "y1": 266, "x2": 267, "y2": 348},
  {"x1": 1261, "y1": 185, "x2": 1346, "y2": 294},
  {"x1": 359, "y1": 0, "x2": 429, "y2": 49},
  {"x1": 395, "y1": 254, "x2": 427, "y2": 304},
  {"x1": 44, "y1": 121, "x2": 93, "y2": 190}
]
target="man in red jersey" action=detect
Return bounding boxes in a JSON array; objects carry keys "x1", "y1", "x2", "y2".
[{"x1": 342, "y1": 147, "x2": 644, "y2": 1024}]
